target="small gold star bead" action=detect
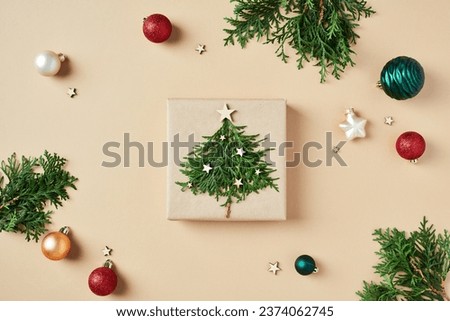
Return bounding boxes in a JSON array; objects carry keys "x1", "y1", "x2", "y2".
[
  {"x1": 384, "y1": 116, "x2": 394, "y2": 126},
  {"x1": 102, "y1": 246, "x2": 112, "y2": 256},
  {"x1": 195, "y1": 44, "x2": 206, "y2": 54},
  {"x1": 67, "y1": 87, "x2": 77, "y2": 98},
  {"x1": 268, "y1": 262, "x2": 281, "y2": 275}
]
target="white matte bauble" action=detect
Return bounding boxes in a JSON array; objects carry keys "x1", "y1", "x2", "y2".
[{"x1": 34, "y1": 50, "x2": 65, "y2": 76}]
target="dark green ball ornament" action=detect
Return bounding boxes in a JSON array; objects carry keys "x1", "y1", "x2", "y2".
[
  {"x1": 294, "y1": 255, "x2": 318, "y2": 276},
  {"x1": 378, "y1": 56, "x2": 425, "y2": 100}
]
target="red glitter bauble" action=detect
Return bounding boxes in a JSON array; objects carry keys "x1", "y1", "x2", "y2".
[
  {"x1": 395, "y1": 131, "x2": 426, "y2": 161},
  {"x1": 88, "y1": 265, "x2": 118, "y2": 296},
  {"x1": 143, "y1": 14, "x2": 172, "y2": 43}
]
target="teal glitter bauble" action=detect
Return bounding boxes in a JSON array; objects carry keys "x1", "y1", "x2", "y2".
[
  {"x1": 379, "y1": 56, "x2": 425, "y2": 100},
  {"x1": 294, "y1": 255, "x2": 318, "y2": 276}
]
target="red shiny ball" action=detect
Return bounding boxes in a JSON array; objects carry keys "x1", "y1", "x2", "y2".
[
  {"x1": 396, "y1": 131, "x2": 426, "y2": 161},
  {"x1": 143, "y1": 14, "x2": 172, "y2": 43},
  {"x1": 88, "y1": 267, "x2": 118, "y2": 296}
]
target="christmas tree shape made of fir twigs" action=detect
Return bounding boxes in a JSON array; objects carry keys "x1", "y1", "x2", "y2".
[
  {"x1": 176, "y1": 104, "x2": 279, "y2": 218},
  {"x1": 357, "y1": 217, "x2": 450, "y2": 301}
]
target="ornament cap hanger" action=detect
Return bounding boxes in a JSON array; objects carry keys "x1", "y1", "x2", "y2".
[
  {"x1": 59, "y1": 226, "x2": 70, "y2": 235},
  {"x1": 345, "y1": 108, "x2": 355, "y2": 115},
  {"x1": 57, "y1": 53, "x2": 66, "y2": 62},
  {"x1": 104, "y1": 259, "x2": 114, "y2": 269}
]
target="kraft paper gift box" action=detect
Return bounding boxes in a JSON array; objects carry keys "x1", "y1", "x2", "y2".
[{"x1": 167, "y1": 99, "x2": 286, "y2": 221}]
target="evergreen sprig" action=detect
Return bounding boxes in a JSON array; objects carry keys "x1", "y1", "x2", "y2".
[
  {"x1": 224, "y1": 0, "x2": 375, "y2": 82},
  {"x1": 177, "y1": 119, "x2": 278, "y2": 218},
  {"x1": 0, "y1": 151, "x2": 78, "y2": 242},
  {"x1": 357, "y1": 217, "x2": 450, "y2": 301}
]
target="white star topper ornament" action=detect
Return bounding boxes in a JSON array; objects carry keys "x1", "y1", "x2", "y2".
[
  {"x1": 339, "y1": 108, "x2": 367, "y2": 140},
  {"x1": 217, "y1": 104, "x2": 236, "y2": 122}
]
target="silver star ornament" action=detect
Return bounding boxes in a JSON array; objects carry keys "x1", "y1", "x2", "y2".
[{"x1": 339, "y1": 108, "x2": 367, "y2": 140}]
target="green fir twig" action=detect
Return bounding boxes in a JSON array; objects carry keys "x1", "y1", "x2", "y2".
[
  {"x1": 0, "y1": 151, "x2": 78, "y2": 241},
  {"x1": 357, "y1": 217, "x2": 450, "y2": 301},
  {"x1": 224, "y1": 0, "x2": 375, "y2": 82}
]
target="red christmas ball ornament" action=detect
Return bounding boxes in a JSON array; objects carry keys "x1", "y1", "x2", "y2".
[
  {"x1": 143, "y1": 14, "x2": 172, "y2": 43},
  {"x1": 396, "y1": 131, "x2": 426, "y2": 162},
  {"x1": 88, "y1": 259, "x2": 118, "y2": 296}
]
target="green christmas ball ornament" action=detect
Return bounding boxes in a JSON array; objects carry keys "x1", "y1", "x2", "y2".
[
  {"x1": 294, "y1": 255, "x2": 318, "y2": 276},
  {"x1": 378, "y1": 56, "x2": 425, "y2": 100}
]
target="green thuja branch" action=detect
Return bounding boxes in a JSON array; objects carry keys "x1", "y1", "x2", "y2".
[
  {"x1": 0, "y1": 151, "x2": 78, "y2": 241},
  {"x1": 224, "y1": 0, "x2": 375, "y2": 82},
  {"x1": 177, "y1": 119, "x2": 278, "y2": 218},
  {"x1": 357, "y1": 217, "x2": 450, "y2": 301}
]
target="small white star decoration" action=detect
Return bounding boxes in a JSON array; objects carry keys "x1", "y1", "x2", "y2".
[
  {"x1": 236, "y1": 148, "x2": 245, "y2": 157},
  {"x1": 268, "y1": 262, "x2": 281, "y2": 275},
  {"x1": 219, "y1": 135, "x2": 226, "y2": 141},
  {"x1": 217, "y1": 104, "x2": 236, "y2": 122},
  {"x1": 202, "y1": 164, "x2": 212, "y2": 174},
  {"x1": 195, "y1": 44, "x2": 206, "y2": 54},
  {"x1": 339, "y1": 108, "x2": 367, "y2": 140},
  {"x1": 187, "y1": 182, "x2": 193, "y2": 188},
  {"x1": 234, "y1": 178, "x2": 243, "y2": 188},
  {"x1": 384, "y1": 116, "x2": 394, "y2": 126},
  {"x1": 102, "y1": 246, "x2": 112, "y2": 256},
  {"x1": 255, "y1": 169, "x2": 261, "y2": 175},
  {"x1": 67, "y1": 87, "x2": 77, "y2": 98}
]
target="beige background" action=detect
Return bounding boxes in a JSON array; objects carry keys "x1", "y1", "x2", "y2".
[{"x1": 1, "y1": 0, "x2": 449, "y2": 300}]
